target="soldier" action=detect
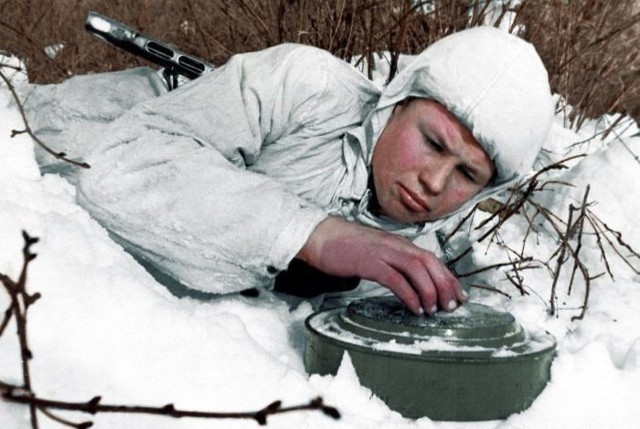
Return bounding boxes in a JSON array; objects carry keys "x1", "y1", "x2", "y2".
[{"x1": 25, "y1": 26, "x2": 553, "y2": 315}]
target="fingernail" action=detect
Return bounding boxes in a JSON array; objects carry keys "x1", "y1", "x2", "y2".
[
  {"x1": 447, "y1": 300, "x2": 457, "y2": 311},
  {"x1": 429, "y1": 305, "x2": 437, "y2": 315},
  {"x1": 461, "y1": 290, "x2": 469, "y2": 301},
  {"x1": 418, "y1": 307, "x2": 424, "y2": 316}
]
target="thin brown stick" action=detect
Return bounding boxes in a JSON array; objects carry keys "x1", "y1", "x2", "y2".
[
  {"x1": 469, "y1": 283, "x2": 512, "y2": 299},
  {"x1": 519, "y1": 206, "x2": 540, "y2": 256},
  {"x1": 0, "y1": 232, "x2": 40, "y2": 429},
  {"x1": 505, "y1": 271, "x2": 527, "y2": 296},
  {"x1": 0, "y1": 307, "x2": 13, "y2": 339},
  {"x1": 0, "y1": 383, "x2": 340, "y2": 426},
  {"x1": 588, "y1": 211, "x2": 640, "y2": 275},
  {"x1": 36, "y1": 405, "x2": 92, "y2": 429},
  {"x1": 585, "y1": 213, "x2": 614, "y2": 279},
  {"x1": 567, "y1": 186, "x2": 590, "y2": 295},
  {"x1": 592, "y1": 211, "x2": 640, "y2": 260},
  {"x1": 444, "y1": 202, "x2": 480, "y2": 242},
  {"x1": 456, "y1": 257, "x2": 534, "y2": 278},
  {"x1": 571, "y1": 271, "x2": 606, "y2": 322},
  {"x1": 476, "y1": 155, "x2": 584, "y2": 233},
  {"x1": 548, "y1": 203, "x2": 574, "y2": 315},
  {"x1": 0, "y1": 67, "x2": 90, "y2": 169}
]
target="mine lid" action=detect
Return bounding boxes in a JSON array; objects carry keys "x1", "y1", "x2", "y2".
[{"x1": 340, "y1": 296, "x2": 526, "y2": 349}]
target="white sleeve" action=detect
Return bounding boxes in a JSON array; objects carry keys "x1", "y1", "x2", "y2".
[{"x1": 76, "y1": 44, "x2": 331, "y2": 294}]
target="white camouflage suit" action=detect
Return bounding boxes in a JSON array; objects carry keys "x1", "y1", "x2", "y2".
[{"x1": 24, "y1": 27, "x2": 553, "y2": 296}]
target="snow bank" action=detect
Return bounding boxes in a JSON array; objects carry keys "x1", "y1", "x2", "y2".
[{"x1": 2, "y1": 56, "x2": 640, "y2": 429}]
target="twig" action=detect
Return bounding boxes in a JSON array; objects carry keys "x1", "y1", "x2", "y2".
[
  {"x1": 519, "y1": 206, "x2": 540, "y2": 256},
  {"x1": 0, "y1": 67, "x2": 90, "y2": 169},
  {"x1": 444, "y1": 202, "x2": 480, "y2": 242},
  {"x1": 455, "y1": 257, "x2": 534, "y2": 278},
  {"x1": 548, "y1": 200, "x2": 575, "y2": 315},
  {"x1": 0, "y1": 307, "x2": 12, "y2": 339},
  {"x1": 447, "y1": 155, "x2": 585, "y2": 268},
  {"x1": 443, "y1": 151, "x2": 631, "y2": 320},
  {"x1": 0, "y1": 62, "x2": 23, "y2": 72},
  {"x1": 469, "y1": 283, "x2": 511, "y2": 299},
  {"x1": 592, "y1": 211, "x2": 640, "y2": 260},
  {"x1": 571, "y1": 271, "x2": 605, "y2": 322},
  {"x1": 36, "y1": 405, "x2": 93, "y2": 429},
  {"x1": 505, "y1": 271, "x2": 527, "y2": 295},
  {"x1": 588, "y1": 211, "x2": 640, "y2": 275},
  {"x1": 567, "y1": 186, "x2": 590, "y2": 295},
  {"x1": 0, "y1": 384, "x2": 340, "y2": 426},
  {"x1": 509, "y1": 258, "x2": 539, "y2": 296},
  {"x1": 0, "y1": 231, "x2": 41, "y2": 429},
  {"x1": 585, "y1": 213, "x2": 614, "y2": 279}
]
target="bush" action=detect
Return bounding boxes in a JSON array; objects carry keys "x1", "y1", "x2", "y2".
[{"x1": 1, "y1": 0, "x2": 638, "y2": 124}]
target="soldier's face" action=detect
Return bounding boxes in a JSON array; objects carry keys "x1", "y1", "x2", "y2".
[{"x1": 371, "y1": 98, "x2": 495, "y2": 224}]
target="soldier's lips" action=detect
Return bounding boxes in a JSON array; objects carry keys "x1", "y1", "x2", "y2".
[{"x1": 397, "y1": 183, "x2": 430, "y2": 213}]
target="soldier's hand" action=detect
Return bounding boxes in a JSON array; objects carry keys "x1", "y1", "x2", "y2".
[{"x1": 296, "y1": 217, "x2": 468, "y2": 315}]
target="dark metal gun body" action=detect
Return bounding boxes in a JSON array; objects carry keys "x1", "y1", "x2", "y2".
[{"x1": 85, "y1": 11, "x2": 214, "y2": 82}]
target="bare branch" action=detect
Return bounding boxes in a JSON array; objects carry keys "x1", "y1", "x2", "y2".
[
  {"x1": 0, "y1": 383, "x2": 340, "y2": 426},
  {"x1": 588, "y1": 211, "x2": 640, "y2": 275},
  {"x1": 469, "y1": 283, "x2": 512, "y2": 299},
  {"x1": 37, "y1": 405, "x2": 93, "y2": 429},
  {"x1": 444, "y1": 151, "x2": 634, "y2": 321},
  {"x1": 448, "y1": 155, "x2": 586, "y2": 268},
  {"x1": 0, "y1": 67, "x2": 90, "y2": 169},
  {"x1": 567, "y1": 186, "x2": 590, "y2": 295},
  {"x1": 0, "y1": 306, "x2": 13, "y2": 339},
  {"x1": 456, "y1": 257, "x2": 534, "y2": 278},
  {"x1": 0, "y1": 231, "x2": 41, "y2": 428},
  {"x1": 585, "y1": 213, "x2": 614, "y2": 279}
]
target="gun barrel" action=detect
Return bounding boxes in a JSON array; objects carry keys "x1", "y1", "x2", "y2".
[{"x1": 85, "y1": 11, "x2": 214, "y2": 80}]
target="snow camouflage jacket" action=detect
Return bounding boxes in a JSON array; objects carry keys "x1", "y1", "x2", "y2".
[{"x1": 25, "y1": 26, "x2": 553, "y2": 295}]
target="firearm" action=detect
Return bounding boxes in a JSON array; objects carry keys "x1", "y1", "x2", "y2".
[{"x1": 85, "y1": 11, "x2": 214, "y2": 88}]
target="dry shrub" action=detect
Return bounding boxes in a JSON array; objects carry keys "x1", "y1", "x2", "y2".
[
  {"x1": 1, "y1": 0, "x2": 638, "y2": 125},
  {"x1": 515, "y1": 0, "x2": 640, "y2": 127},
  {"x1": 0, "y1": 0, "x2": 497, "y2": 81}
]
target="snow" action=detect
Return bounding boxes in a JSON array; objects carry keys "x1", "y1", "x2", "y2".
[{"x1": 2, "y1": 52, "x2": 640, "y2": 429}]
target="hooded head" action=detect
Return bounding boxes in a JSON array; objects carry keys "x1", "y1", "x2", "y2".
[{"x1": 365, "y1": 26, "x2": 554, "y2": 226}]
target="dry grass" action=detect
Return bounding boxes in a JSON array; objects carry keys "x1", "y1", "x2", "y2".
[
  {"x1": 515, "y1": 0, "x2": 640, "y2": 127},
  {"x1": 0, "y1": 0, "x2": 495, "y2": 80},
  {"x1": 1, "y1": 0, "x2": 638, "y2": 125}
]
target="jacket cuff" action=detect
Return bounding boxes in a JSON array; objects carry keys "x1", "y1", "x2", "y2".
[{"x1": 265, "y1": 204, "x2": 328, "y2": 275}]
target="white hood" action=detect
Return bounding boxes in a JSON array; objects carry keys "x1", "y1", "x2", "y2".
[{"x1": 352, "y1": 26, "x2": 554, "y2": 234}]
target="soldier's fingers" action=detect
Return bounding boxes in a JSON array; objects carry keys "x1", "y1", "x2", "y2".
[{"x1": 377, "y1": 266, "x2": 422, "y2": 315}]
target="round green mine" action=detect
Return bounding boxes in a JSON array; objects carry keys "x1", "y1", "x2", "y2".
[{"x1": 304, "y1": 296, "x2": 556, "y2": 421}]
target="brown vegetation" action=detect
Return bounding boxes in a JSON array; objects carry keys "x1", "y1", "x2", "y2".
[
  {"x1": 1, "y1": 0, "x2": 638, "y2": 125},
  {"x1": 516, "y1": 0, "x2": 640, "y2": 128}
]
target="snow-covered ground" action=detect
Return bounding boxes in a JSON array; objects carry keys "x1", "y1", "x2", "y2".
[{"x1": 1, "y1": 52, "x2": 640, "y2": 429}]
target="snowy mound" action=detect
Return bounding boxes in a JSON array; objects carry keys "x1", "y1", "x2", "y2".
[{"x1": 2, "y1": 54, "x2": 640, "y2": 429}]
